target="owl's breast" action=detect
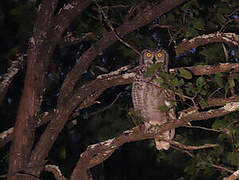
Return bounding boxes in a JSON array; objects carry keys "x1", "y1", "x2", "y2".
[{"x1": 141, "y1": 83, "x2": 169, "y2": 124}]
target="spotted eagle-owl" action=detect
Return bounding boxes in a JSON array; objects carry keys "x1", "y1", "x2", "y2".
[{"x1": 132, "y1": 48, "x2": 176, "y2": 150}]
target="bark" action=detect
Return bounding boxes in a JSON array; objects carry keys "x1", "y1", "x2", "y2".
[
  {"x1": 8, "y1": 0, "x2": 93, "y2": 179},
  {"x1": 8, "y1": 0, "x2": 59, "y2": 179},
  {"x1": 170, "y1": 63, "x2": 239, "y2": 76},
  {"x1": 71, "y1": 102, "x2": 239, "y2": 180},
  {"x1": 0, "y1": 54, "x2": 25, "y2": 105},
  {"x1": 4, "y1": 0, "x2": 239, "y2": 179},
  {"x1": 223, "y1": 170, "x2": 239, "y2": 180},
  {"x1": 58, "y1": 0, "x2": 190, "y2": 103},
  {"x1": 20, "y1": 1, "x2": 189, "y2": 178},
  {"x1": 175, "y1": 32, "x2": 239, "y2": 55},
  {"x1": 1, "y1": 63, "x2": 239, "y2": 148}
]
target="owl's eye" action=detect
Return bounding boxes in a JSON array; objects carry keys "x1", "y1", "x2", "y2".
[
  {"x1": 146, "y1": 52, "x2": 152, "y2": 58},
  {"x1": 157, "y1": 53, "x2": 163, "y2": 58}
]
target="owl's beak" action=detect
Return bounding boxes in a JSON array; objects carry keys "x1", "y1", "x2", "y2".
[{"x1": 152, "y1": 57, "x2": 157, "y2": 63}]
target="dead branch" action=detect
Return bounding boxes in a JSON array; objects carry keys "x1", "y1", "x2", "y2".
[{"x1": 175, "y1": 32, "x2": 239, "y2": 55}]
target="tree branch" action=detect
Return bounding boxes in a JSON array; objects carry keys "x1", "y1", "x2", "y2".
[
  {"x1": 0, "y1": 54, "x2": 25, "y2": 105},
  {"x1": 170, "y1": 63, "x2": 239, "y2": 76},
  {"x1": 44, "y1": 165, "x2": 67, "y2": 180},
  {"x1": 71, "y1": 101, "x2": 239, "y2": 179},
  {"x1": 223, "y1": 170, "x2": 239, "y2": 180},
  {"x1": 58, "y1": 0, "x2": 190, "y2": 104},
  {"x1": 175, "y1": 32, "x2": 239, "y2": 54},
  {"x1": 2, "y1": 63, "x2": 239, "y2": 149}
]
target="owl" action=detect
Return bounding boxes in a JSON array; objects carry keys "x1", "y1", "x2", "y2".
[{"x1": 132, "y1": 48, "x2": 176, "y2": 150}]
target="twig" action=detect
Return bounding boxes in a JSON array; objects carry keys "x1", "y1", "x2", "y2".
[
  {"x1": 165, "y1": 139, "x2": 219, "y2": 150},
  {"x1": 171, "y1": 145, "x2": 195, "y2": 158},
  {"x1": 87, "y1": 92, "x2": 122, "y2": 117},
  {"x1": 184, "y1": 125, "x2": 222, "y2": 132},
  {"x1": 208, "y1": 88, "x2": 223, "y2": 99},
  {"x1": 210, "y1": 163, "x2": 234, "y2": 174},
  {"x1": 94, "y1": 1, "x2": 140, "y2": 55}
]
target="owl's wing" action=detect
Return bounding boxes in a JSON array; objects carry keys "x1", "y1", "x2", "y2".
[
  {"x1": 132, "y1": 81, "x2": 146, "y2": 112},
  {"x1": 165, "y1": 89, "x2": 177, "y2": 121}
]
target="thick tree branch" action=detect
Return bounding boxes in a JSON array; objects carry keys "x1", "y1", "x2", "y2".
[
  {"x1": 170, "y1": 63, "x2": 239, "y2": 76},
  {"x1": 1, "y1": 63, "x2": 239, "y2": 149},
  {"x1": 71, "y1": 101, "x2": 239, "y2": 180},
  {"x1": 175, "y1": 32, "x2": 239, "y2": 54},
  {"x1": 8, "y1": 0, "x2": 59, "y2": 178},
  {"x1": 9, "y1": 0, "x2": 94, "y2": 178}
]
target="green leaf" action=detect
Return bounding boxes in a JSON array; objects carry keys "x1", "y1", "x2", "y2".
[
  {"x1": 214, "y1": 77, "x2": 224, "y2": 88},
  {"x1": 228, "y1": 78, "x2": 235, "y2": 88},
  {"x1": 144, "y1": 63, "x2": 162, "y2": 76},
  {"x1": 178, "y1": 68, "x2": 192, "y2": 79},
  {"x1": 154, "y1": 78, "x2": 164, "y2": 85},
  {"x1": 171, "y1": 77, "x2": 184, "y2": 87},
  {"x1": 158, "y1": 105, "x2": 170, "y2": 112},
  {"x1": 170, "y1": 101, "x2": 177, "y2": 107},
  {"x1": 159, "y1": 71, "x2": 171, "y2": 80},
  {"x1": 196, "y1": 77, "x2": 205, "y2": 87},
  {"x1": 215, "y1": 73, "x2": 223, "y2": 78}
]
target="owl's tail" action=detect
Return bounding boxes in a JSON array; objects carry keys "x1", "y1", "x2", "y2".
[
  {"x1": 155, "y1": 139, "x2": 170, "y2": 150},
  {"x1": 155, "y1": 129, "x2": 175, "y2": 150}
]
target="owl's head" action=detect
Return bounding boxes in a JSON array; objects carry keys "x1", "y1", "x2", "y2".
[{"x1": 139, "y1": 48, "x2": 169, "y2": 72}]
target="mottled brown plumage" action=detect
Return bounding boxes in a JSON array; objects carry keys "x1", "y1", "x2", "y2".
[{"x1": 132, "y1": 48, "x2": 176, "y2": 150}]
